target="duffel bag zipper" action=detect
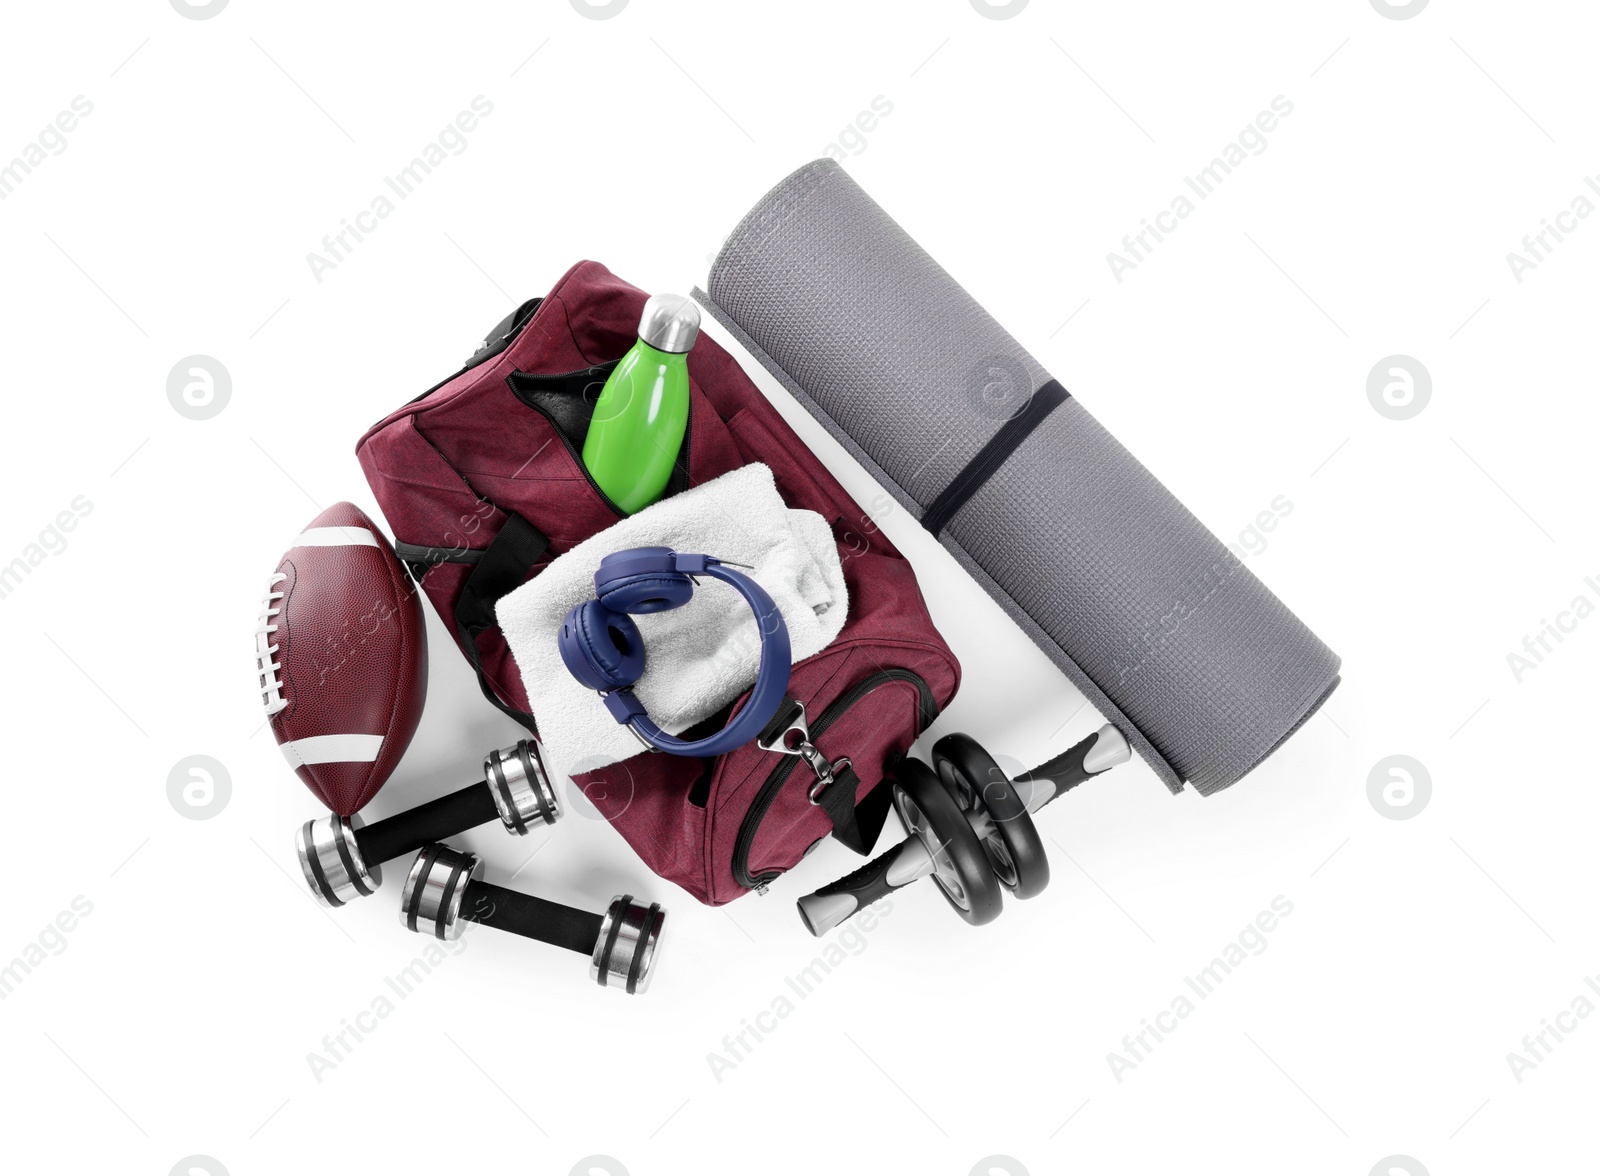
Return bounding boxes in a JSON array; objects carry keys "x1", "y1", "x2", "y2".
[
  {"x1": 733, "y1": 668, "x2": 936, "y2": 893},
  {"x1": 524, "y1": 398, "x2": 629, "y2": 517}
]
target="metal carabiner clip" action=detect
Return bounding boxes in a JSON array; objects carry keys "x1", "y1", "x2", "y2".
[{"x1": 757, "y1": 701, "x2": 851, "y2": 805}]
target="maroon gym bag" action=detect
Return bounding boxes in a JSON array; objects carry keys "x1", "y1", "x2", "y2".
[{"x1": 356, "y1": 261, "x2": 960, "y2": 905}]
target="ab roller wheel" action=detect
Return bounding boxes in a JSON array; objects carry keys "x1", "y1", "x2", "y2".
[
  {"x1": 933, "y1": 732, "x2": 1050, "y2": 900},
  {"x1": 892, "y1": 759, "x2": 1005, "y2": 926},
  {"x1": 796, "y1": 725, "x2": 1133, "y2": 936}
]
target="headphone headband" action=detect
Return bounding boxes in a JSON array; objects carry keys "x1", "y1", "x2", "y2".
[
  {"x1": 590, "y1": 546, "x2": 718, "y2": 583},
  {"x1": 559, "y1": 548, "x2": 792, "y2": 758}
]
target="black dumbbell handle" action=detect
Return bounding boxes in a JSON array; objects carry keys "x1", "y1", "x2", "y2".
[
  {"x1": 356, "y1": 781, "x2": 499, "y2": 866},
  {"x1": 460, "y1": 879, "x2": 604, "y2": 957}
]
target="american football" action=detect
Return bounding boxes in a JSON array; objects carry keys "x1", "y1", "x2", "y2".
[{"x1": 256, "y1": 502, "x2": 427, "y2": 816}]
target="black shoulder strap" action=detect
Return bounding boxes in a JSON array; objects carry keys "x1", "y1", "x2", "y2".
[{"x1": 452, "y1": 512, "x2": 549, "y2": 732}]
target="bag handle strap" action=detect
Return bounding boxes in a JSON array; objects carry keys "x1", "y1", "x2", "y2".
[
  {"x1": 451, "y1": 512, "x2": 549, "y2": 733},
  {"x1": 813, "y1": 762, "x2": 894, "y2": 856},
  {"x1": 394, "y1": 541, "x2": 483, "y2": 577}
]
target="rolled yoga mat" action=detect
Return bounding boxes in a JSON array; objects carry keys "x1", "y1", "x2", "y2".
[{"x1": 696, "y1": 159, "x2": 1339, "y2": 796}]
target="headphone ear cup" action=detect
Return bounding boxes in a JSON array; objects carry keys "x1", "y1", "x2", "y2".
[
  {"x1": 598, "y1": 571, "x2": 695, "y2": 615},
  {"x1": 559, "y1": 600, "x2": 646, "y2": 691}
]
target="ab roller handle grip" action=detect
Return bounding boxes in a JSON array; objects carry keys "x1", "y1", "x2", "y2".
[
  {"x1": 1013, "y1": 724, "x2": 1133, "y2": 815},
  {"x1": 796, "y1": 838, "x2": 929, "y2": 937},
  {"x1": 297, "y1": 741, "x2": 560, "y2": 907}
]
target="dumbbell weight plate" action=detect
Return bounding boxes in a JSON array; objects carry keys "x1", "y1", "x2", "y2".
[
  {"x1": 297, "y1": 812, "x2": 379, "y2": 907},
  {"x1": 891, "y1": 758, "x2": 1003, "y2": 926},
  {"x1": 591, "y1": 895, "x2": 666, "y2": 996},
  {"x1": 932, "y1": 733, "x2": 1050, "y2": 900},
  {"x1": 400, "y1": 843, "x2": 481, "y2": 941}
]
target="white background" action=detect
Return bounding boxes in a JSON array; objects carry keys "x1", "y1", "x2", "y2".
[{"x1": 1, "y1": 2, "x2": 1594, "y2": 1174}]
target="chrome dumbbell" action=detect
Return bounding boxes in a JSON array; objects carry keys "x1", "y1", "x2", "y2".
[
  {"x1": 297, "y1": 741, "x2": 559, "y2": 907},
  {"x1": 797, "y1": 725, "x2": 1132, "y2": 935},
  {"x1": 400, "y1": 844, "x2": 666, "y2": 995}
]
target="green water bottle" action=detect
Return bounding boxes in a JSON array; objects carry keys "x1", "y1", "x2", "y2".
[{"x1": 582, "y1": 293, "x2": 700, "y2": 514}]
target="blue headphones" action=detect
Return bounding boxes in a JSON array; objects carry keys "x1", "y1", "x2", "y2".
[{"x1": 558, "y1": 547, "x2": 792, "y2": 757}]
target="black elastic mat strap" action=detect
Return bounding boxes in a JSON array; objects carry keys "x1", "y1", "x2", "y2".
[
  {"x1": 453, "y1": 512, "x2": 550, "y2": 733},
  {"x1": 919, "y1": 379, "x2": 1070, "y2": 536},
  {"x1": 814, "y1": 765, "x2": 894, "y2": 856}
]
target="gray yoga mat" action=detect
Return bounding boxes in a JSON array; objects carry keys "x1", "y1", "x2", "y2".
[{"x1": 696, "y1": 159, "x2": 1339, "y2": 796}]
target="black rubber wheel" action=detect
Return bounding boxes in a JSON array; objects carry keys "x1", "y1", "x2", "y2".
[
  {"x1": 890, "y1": 758, "x2": 1003, "y2": 926},
  {"x1": 933, "y1": 733, "x2": 1050, "y2": 900}
]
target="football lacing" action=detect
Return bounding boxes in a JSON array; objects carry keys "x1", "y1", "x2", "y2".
[{"x1": 256, "y1": 571, "x2": 288, "y2": 716}]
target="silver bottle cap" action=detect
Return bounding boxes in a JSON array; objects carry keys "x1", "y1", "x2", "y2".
[{"x1": 637, "y1": 293, "x2": 701, "y2": 354}]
